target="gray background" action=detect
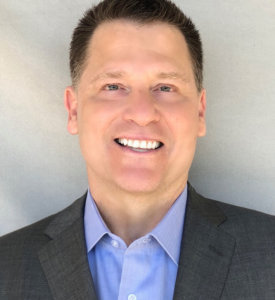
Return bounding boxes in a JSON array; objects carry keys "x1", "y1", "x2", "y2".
[{"x1": 1, "y1": 0, "x2": 275, "y2": 236}]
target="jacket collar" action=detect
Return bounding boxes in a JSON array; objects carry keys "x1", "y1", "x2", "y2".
[
  {"x1": 173, "y1": 184, "x2": 236, "y2": 299},
  {"x1": 38, "y1": 193, "x2": 98, "y2": 300}
]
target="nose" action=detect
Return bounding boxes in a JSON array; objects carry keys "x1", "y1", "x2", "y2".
[{"x1": 122, "y1": 90, "x2": 160, "y2": 126}]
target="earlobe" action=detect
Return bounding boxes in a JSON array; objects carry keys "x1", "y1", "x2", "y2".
[
  {"x1": 64, "y1": 86, "x2": 78, "y2": 135},
  {"x1": 198, "y1": 89, "x2": 206, "y2": 137}
]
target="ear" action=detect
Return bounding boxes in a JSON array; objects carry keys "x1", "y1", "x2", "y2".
[
  {"x1": 197, "y1": 88, "x2": 206, "y2": 137},
  {"x1": 64, "y1": 86, "x2": 78, "y2": 135}
]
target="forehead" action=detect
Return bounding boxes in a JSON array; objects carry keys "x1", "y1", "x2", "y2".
[
  {"x1": 80, "y1": 20, "x2": 194, "y2": 83},
  {"x1": 89, "y1": 19, "x2": 189, "y2": 56}
]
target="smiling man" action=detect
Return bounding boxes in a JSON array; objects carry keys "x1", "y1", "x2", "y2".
[
  {"x1": 1, "y1": 0, "x2": 275, "y2": 299},
  {"x1": 65, "y1": 19, "x2": 206, "y2": 249}
]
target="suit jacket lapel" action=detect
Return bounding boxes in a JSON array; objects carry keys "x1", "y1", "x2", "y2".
[
  {"x1": 38, "y1": 194, "x2": 97, "y2": 300},
  {"x1": 37, "y1": 186, "x2": 235, "y2": 300},
  {"x1": 173, "y1": 185, "x2": 236, "y2": 300}
]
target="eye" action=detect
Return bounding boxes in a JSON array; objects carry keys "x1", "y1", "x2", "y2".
[
  {"x1": 153, "y1": 84, "x2": 175, "y2": 93},
  {"x1": 160, "y1": 85, "x2": 172, "y2": 92},
  {"x1": 104, "y1": 84, "x2": 120, "y2": 91}
]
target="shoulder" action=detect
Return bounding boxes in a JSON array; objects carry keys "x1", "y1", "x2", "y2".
[
  {"x1": 209, "y1": 201, "x2": 275, "y2": 297},
  {"x1": 188, "y1": 184, "x2": 275, "y2": 251},
  {"x1": 204, "y1": 195, "x2": 275, "y2": 271},
  {"x1": 215, "y1": 199, "x2": 275, "y2": 239},
  {"x1": 191, "y1": 188, "x2": 275, "y2": 297},
  {"x1": 0, "y1": 193, "x2": 86, "y2": 296},
  {"x1": 189, "y1": 183, "x2": 275, "y2": 237},
  {"x1": 0, "y1": 213, "x2": 56, "y2": 280},
  {"x1": 0, "y1": 214, "x2": 56, "y2": 296},
  {"x1": 188, "y1": 184, "x2": 275, "y2": 235},
  {"x1": 0, "y1": 192, "x2": 86, "y2": 254},
  {"x1": 0, "y1": 214, "x2": 55, "y2": 253}
]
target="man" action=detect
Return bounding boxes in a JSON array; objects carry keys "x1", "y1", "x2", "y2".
[{"x1": 0, "y1": 0, "x2": 274, "y2": 299}]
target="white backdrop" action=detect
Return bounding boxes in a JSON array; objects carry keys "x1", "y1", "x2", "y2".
[{"x1": 1, "y1": 0, "x2": 275, "y2": 236}]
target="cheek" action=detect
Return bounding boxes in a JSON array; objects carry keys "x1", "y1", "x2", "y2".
[
  {"x1": 77, "y1": 99, "x2": 123, "y2": 145},
  {"x1": 78, "y1": 99, "x2": 109, "y2": 127},
  {"x1": 163, "y1": 102, "x2": 200, "y2": 137}
]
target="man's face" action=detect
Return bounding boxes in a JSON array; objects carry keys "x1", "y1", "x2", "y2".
[{"x1": 65, "y1": 20, "x2": 206, "y2": 196}]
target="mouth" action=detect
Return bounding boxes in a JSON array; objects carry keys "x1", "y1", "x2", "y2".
[{"x1": 114, "y1": 138, "x2": 164, "y2": 152}]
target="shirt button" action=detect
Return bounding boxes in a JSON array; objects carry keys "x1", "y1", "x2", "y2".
[
  {"x1": 128, "y1": 294, "x2": 137, "y2": 300},
  {"x1": 111, "y1": 240, "x2": 119, "y2": 248}
]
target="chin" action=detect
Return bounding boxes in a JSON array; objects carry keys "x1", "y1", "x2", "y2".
[
  {"x1": 114, "y1": 171, "x2": 165, "y2": 195},
  {"x1": 118, "y1": 184, "x2": 162, "y2": 196}
]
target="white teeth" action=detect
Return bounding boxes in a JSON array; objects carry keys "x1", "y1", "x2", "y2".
[
  {"x1": 140, "y1": 141, "x2": 147, "y2": 148},
  {"x1": 117, "y1": 138, "x2": 161, "y2": 150},
  {"x1": 133, "y1": 140, "x2": 139, "y2": 148}
]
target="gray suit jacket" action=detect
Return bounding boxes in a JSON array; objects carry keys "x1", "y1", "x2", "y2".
[{"x1": 1, "y1": 184, "x2": 275, "y2": 299}]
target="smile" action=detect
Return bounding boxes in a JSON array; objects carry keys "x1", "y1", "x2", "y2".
[{"x1": 115, "y1": 138, "x2": 163, "y2": 151}]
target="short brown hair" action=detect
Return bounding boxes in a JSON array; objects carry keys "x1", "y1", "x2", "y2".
[{"x1": 70, "y1": 0, "x2": 203, "y2": 91}]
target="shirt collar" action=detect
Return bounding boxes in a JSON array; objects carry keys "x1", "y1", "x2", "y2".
[
  {"x1": 84, "y1": 186, "x2": 188, "y2": 265},
  {"x1": 150, "y1": 186, "x2": 187, "y2": 265},
  {"x1": 84, "y1": 190, "x2": 110, "y2": 252}
]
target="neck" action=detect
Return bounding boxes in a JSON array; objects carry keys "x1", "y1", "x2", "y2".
[{"x1": 88, "y1": 178, "x2": 187, "y2": 246}]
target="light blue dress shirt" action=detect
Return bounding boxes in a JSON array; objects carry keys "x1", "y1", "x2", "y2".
[{"x1": 84, "y1": 186, "x2": 187, "y2": 300}]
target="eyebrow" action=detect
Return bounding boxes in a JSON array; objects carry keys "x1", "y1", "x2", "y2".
[
  {"x1": 156, "y1": 72, "x2": 189, "y2": 82},
  {"x1": 89, "y1": 71, "x2": 189, "y2": 84},
  {"x1": 90, "y1": 71, "x2": 126, "y2": 84}
]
